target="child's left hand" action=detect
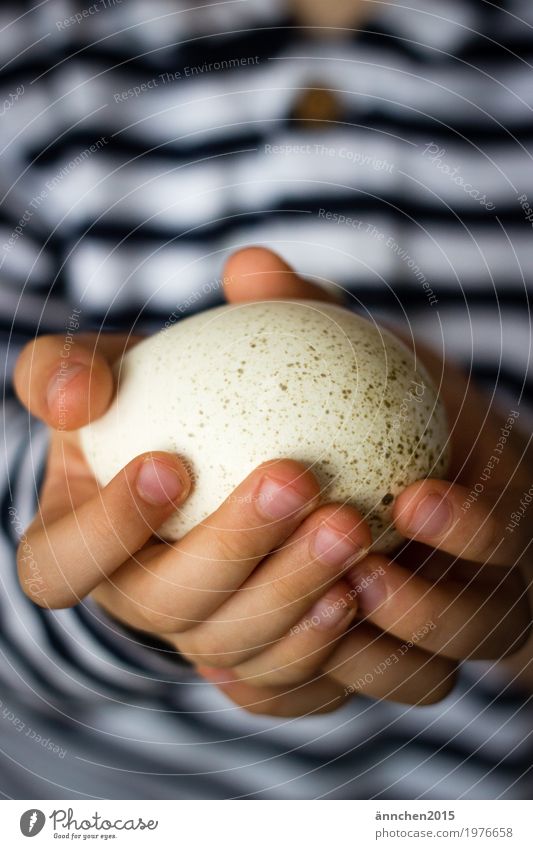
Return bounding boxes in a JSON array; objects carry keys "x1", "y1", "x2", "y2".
[{"x1": 193, "y1": 248, "x2": 532, "y2": 716}]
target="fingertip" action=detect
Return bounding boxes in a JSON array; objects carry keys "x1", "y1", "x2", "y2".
[
  {"x1": 131, "y1": 451, "x2": 192, "y2": 507},
  {"x1": 225, "y1": 245, "x2": 289, "y2": 272},
  {"x1": 173, "y1": 455, "x2": 194, "y2": 501},
  {"x1": 307, "y1": 577, "x2": 359, "y2": 631},
  {"x1": 312, "y1": 502, "x2": 373, "y2": 553},
  {"x1": 223, "y1": 246, "x2": 296, "y2": 303},
  {"x1": 222, "y1": 246, "x2": 340, "y2": 305},
  {"x1": 15, "y1": 334, "x2": 115, "y2": 429},
  {"x1": 393, "y1": 479, "x2": 454, "y2": 540},
  {"x1": 255, "y1": 457, "x2": 322, "y2": 500},
  {"x1": 46, "y1": 353, "x2": 114, "y2": 430},
  {"x1": 346, "y1": 553, "x2": 390, "y2": 615},
  {"x1": 393, "y1": 479, "x2": 445, "y2": 526}
]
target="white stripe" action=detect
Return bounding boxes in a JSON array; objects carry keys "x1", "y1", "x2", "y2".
[{"x1": 63, "y1": 219, "x2": 533, "y2": 315}]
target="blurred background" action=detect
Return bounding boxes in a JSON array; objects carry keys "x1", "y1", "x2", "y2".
[{"x1": 0, "y1": 0, "x2": 532, "y2": 800}]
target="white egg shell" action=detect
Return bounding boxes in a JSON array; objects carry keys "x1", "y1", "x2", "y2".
[{"x1": 80, "y1": 300, "x2": 449, "y2": 551}]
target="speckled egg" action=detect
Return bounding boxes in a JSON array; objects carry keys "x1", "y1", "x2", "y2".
[{"x1": 80, "y1": 300, "x2": 449, "y2": 551}]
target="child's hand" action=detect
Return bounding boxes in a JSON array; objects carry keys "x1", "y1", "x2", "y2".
[
  {"x1": 177, "y1": 250, "x2": 532, "y2": 715},
  {"x1": 13, "y1": 249, "x2": 371, "y2": 719}
]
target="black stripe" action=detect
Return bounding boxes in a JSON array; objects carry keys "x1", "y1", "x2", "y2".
[
  {"x1": 334, "y1": 110, "x2": 533, "y2": 149},
  {"x1": 5, "y1": 290, "x2": 529, "y2": 339},
  {"x1": 23, "y1": 98, "x2": 533, "y2": 171},
  {"x1": 353, "y1": 287, "x2": 532, "y2": 310},
  {"x1": 355, "y1": 19, "x2": 533, "y2": 71},
  {"x1": 0, "y1": 22, "x2": 293, "y2": 91},
  {"x1": 74, "y1": 288, "x2": 531, "y2": 326},
  {"x1": 0, "y1": 314, "x2": 84, "y2": 339},
  {"x1": 26, "y1": 129, "x2": 264, "y2": 168},
  {"x1": 0, "y1": 208, "x2": 53, "y2": 245},
  {"x1": 0, "y1": 615, "x2": 68, "y2": 702},
  {"x1": 1, "y1": 386, "x2": 17, "y2": 402},
  {"x1": 74, "y1": 602, "x2": 191, "y2": 674},
  {"x1": 31, "y1": 608, "x2": 168, "y2": 699},
  {"x1": 37, "y1": 199, "x2": 533, "y2": 248},
  {"x1": 470, "y1": 363, "x2": 533, "y2": 406}
]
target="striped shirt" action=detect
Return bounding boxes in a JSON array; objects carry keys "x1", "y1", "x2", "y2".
[{"x1": 1, "y1": 0, "x2": 532, "y2": 799}]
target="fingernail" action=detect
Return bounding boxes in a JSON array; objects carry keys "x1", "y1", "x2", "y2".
[
  {"x1": 307, "y1": 592, "x2": 357, "y2": 631},
  {"x1": 197, "y1": 667, "x2": 236, "y2": 685},
  {"x1": 313, "y1": 522, "x2": 367, "y2": 569},
  {"x1": 406, "y1": 493, "x2": 453, "y2": 537},
  {"x1": 46, "y1": 363, "x2": 87, "y2": 411},
  {"x1": 257, "y1": 474, "x2": 313, "y2": 521},
  {"x1": 348, "y1": 567, "x2": 387, "y2": 615},
  {"x1": 136, "y1": 457, "x2": 184, "y2": 505}
]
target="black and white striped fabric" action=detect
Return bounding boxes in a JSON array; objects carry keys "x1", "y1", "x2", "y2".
[{"x1": 1, "y1": 0, "x2": 532, "y2": 799}]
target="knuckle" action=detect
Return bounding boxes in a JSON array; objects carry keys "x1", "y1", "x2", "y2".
[
  {"x1": 133, "y1": 587, "x2": 199, "y2": 635},
  {"x1": 253, "y1": 665, "x2": 313, "y2": 687},
  {"x1": 133, "y1": 588, "x2": 194, "y2": 634},
  {"x1": 408, "y1": 610, "x2": 440, "y2": 648},
  {"x1": 214, "y1": 529, "x2": 255, "y2": 566},
  {"x1": 177, "y1": 630, "x2": 237, "y2": 668},
  {"x1": 82, "y1": 511, "x2": 116, "y2": 558},
  {"x1": 271, "y1": 571, "x2": 304, "y2": 609},
  {"x1": 133, "y1": 580, "x2": 207, "y2": 639},
  {"x1": 473, "y1": 512, "x2": 501, "y2": 559},
  {"x1": 157, "y1": 615, "x2": 194, "y2": 635},
  {"x1": 138, "y1": 607, "x2": 187, "y2": 634}
]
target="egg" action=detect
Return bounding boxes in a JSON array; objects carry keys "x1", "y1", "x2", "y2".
[{"x1": 80, "y1": 300, "x2": 449, "y2": 551}]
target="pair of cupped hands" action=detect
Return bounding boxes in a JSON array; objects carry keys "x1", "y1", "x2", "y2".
[{"x1": 15, "y1": 248, "x2": 532, "y2": 716}]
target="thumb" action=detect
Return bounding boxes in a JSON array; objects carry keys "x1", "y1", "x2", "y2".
[{"x1": 223, "y1": 246, "x2": 339, "y2": 304}]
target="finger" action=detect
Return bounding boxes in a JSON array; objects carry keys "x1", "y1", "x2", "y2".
[
  {"x1": 324, "y1": 622, "x2": 457, "y2": 706},
  {"x1": 196, "y1": 667, "x2": 347, "y2": 717},
  {"x1": 93, "y1": 459, "x2": 322, "y2": 632},
  {"x1": 175, "y1": 503, "x2": 370, "y2": 667},
  {"x1": 347, "y1": 554, "x2": 530, "y2": 661},
  {"x1": 223, "y1": 246, "x2": 339, "y2": 304},
  {"x1": 14, "y1": 333, "x2": 140, "y2": 430},
  {"x1": 231, "y1": 579, "x2": 358, "y2": 686},
  {"x1": 393, "y1": 479, "x2": 528, "y2": 566},
  {"x1": 18, "y1": 452, "x2": 191, "y2": 608}
]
